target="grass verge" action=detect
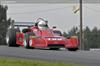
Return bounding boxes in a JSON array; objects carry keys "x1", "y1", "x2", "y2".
[{"x1": 0, "y1": 57, "x2": 85, "y2": 66}]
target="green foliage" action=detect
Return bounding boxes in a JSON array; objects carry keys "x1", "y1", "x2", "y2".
[
  {"x1": 0, "y1": 57, "x2": 85, "y2": 66},
  {"x1": 83, "y1": 26, "x2": 91, "y2": 50},
  {"x1": 0, "y1": 5, "x2": 10, "y2": 45},
  {"x1": 68, "y1": 26, "x2": 78, "y2": 36},
  {"x1": 90, "y1": 27, "x2": 100, "y2": 48}
]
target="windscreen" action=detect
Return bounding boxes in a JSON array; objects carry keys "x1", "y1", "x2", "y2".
[{"x1": 53, "y1": 30, "x2": 62, "y2": 36}]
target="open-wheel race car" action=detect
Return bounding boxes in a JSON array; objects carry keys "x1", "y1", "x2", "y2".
[{"x1": 6, "y1": 18, "x2": 79, "y2": 51}]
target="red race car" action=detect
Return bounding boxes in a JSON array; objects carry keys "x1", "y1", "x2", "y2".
[{"x1": 6, "y1": 18, "x2": 79, "y2": 51}]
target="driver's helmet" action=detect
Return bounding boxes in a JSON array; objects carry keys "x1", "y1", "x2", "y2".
[{"x1": 36, "y1": 18, "x2": 48, "y2": 29}]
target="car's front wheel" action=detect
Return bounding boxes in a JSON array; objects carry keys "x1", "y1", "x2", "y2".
[{"x1": 24, "y1": 32, "x2": 35, "y2": 49}]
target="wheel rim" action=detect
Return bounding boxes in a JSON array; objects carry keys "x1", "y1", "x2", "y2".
[
  {"x1": 29, "y1": 39, "x2": 32, "y2": 47},
  {"x1": 24, "y1": 39, "x2": 27, "y2": 47}
]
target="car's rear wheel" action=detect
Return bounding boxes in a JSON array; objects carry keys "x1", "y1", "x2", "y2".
[
  {"x1": 24, "y1": 32, "x2": 35, "y2": 49},
  {"x1": 6, "y1": 28, "x2": 20, "y2": 47}
]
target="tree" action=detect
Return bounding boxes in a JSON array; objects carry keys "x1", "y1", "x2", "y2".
[
  {"x1": 97, "y1": 29, "x2": 100, "y2": 48},
  {"x1": 90, "y1": 27, "x2": 99, "y2": 48},
  {"x1": 83, "y1": 26, "x2": 91, "y2": 50},
  {"x1": 68, "y1": 26, "x2": 78, "y2": 36},
  {"x1": 0, "y1": 5, "x2": 9, "y2": 45}
]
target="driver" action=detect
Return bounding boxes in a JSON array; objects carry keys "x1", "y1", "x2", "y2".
[{"x1": 35, "y1": 18, "x2": 48, "y2": 29}]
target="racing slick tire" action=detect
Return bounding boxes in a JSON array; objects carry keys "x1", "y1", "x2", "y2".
[
  {"x1": 67, "y1": 48, "x2": 78, "y2": 51},
  {"x1": 6, "y1": 28, "x2": 20, "y2": 47},
  {"x1": 24, "y1": 32, "x2": 35, "y2": 49},
  {"x1": 49, "y1": 48, "x2": 60, "y2": 50}
]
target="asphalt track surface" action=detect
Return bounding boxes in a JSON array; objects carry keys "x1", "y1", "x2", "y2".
[{"x1": 0, "y1": 46, "x2": 100, "y2": 66}]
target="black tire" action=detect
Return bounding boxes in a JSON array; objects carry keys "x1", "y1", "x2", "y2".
[
  {"x1": 24, "y1": 32, "x2": 35, "y2": 49},
  {"x1": 67, "y1": 48, "x2": 78, "y2": 51},
  {"x1": 6, "y1": 28, "x2": 20, "y2": 47},
  {"x1": 49, "y1": 48, "x2": 60, "y2": 50}
]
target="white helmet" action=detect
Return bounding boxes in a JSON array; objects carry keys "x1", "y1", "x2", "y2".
[{"x1": 36, "y1": 18, "x2": 48, "y2": 29}]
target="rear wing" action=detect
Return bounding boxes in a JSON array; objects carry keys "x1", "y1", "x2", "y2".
[
  {"x1": 14, "y1": 22, "x2": 35, "y2": 27},
  {"x1": 10, "y1": 21, "x2": 35, "y2": 28}
]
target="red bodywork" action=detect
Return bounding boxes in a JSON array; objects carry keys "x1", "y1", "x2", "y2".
[{"x1": 16, "y1": 26, "x2": 79, "y2": 49}]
